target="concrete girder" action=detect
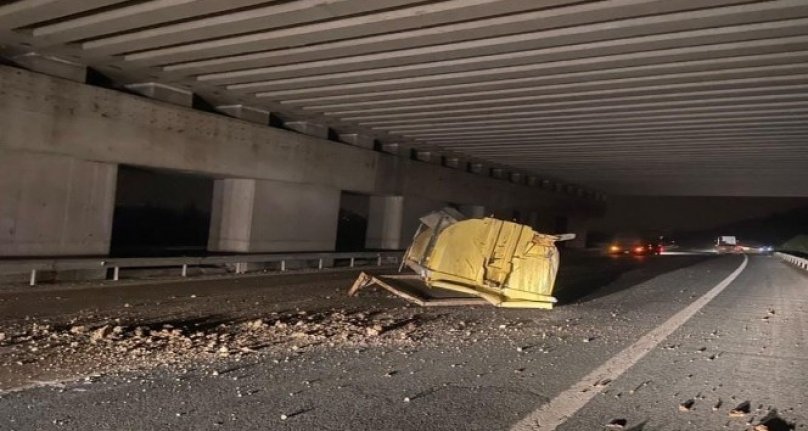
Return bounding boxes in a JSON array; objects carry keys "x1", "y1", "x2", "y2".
[
  {"x1": 30, "y1": 0, "x2": 291, "y2": 41},
  {"x1": 387, "y1": 108, "x2": 808, "y2": 134},
  {"x1": 320, "y1": 76, "x2": 808, "y2": 117},
  {"x1": 116, "y1": 0, "x2": 579, "y2": 63},
  {"x1": 365, "y1": 100, "x2": 808, "y2": 128},
  {"x1": 303, "y1": 66, "x2": 808, "y2": 112},
  {"x1": 81, "y1": 0, "x2": 427, "y2": 56},
  {"x1": 1, "y1": 0, "x2": 807, "y2": 196},
  {"x1": 0, "y1": 0, "x2": 120, "y2": 28},
  {"x1": 200, "y1": 10, "x2": 808, "y2": 85},
  {"x1": 167, "y1": 0, "x2": 762, "y2": 76},
  {"x1": 277, "y1": 51, "x2": 808, "y2": 103},
  {"x1": 347, "y1": 91, "x2": 808, "y2": 124},
  {"x1": 400, "y1": 114, "x2": 808, "y2": 139},
  {"x1": 427, "y1": 125, "x2": 808, "y2": 144},
  {"x1": 247, "y1": 36, "x2": 808, "y2": 95}
]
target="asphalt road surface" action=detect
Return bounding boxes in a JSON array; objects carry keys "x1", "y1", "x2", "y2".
[{"x1": 0, "y1": 254, "x2": 805, "y2": 430}]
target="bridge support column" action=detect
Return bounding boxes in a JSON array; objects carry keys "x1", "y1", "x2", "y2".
[
  {"x1": 0, "y1": 150, "x2": 117, "y2": 257},
  {"x1": 208, "y1": 178, "x2": 340, "y2": 253},
  {"x1": 365, "y1": 195, "x2": 447, "y2": 250}
]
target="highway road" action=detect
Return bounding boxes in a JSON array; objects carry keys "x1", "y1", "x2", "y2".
[{"x1": 0, "y1": 254, "x2": 805, "y2": 430}]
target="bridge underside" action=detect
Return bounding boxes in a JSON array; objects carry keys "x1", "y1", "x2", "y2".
[{"x1": 1, "y1": 0, "x2": 806, "y2": 196}]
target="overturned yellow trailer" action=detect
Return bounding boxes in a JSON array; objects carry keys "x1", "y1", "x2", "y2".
[{"x1": 352, "y1": 209, "x2": 573, "y2": 309}]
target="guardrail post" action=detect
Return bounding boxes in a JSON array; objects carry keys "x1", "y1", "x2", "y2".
[
  {"x1": 318, "y1": 258, "x2": 323, "y2": 270},
  {"x1": 281, "y1": 260, "x2": 286, "y2": 272},
  {"x1": 181, "y1": 264, "x2": 188, "y2": 277},
  {"x1": 113, "y1": 266, "x2": 120, "y2": 281},
  {"x1": 29, "y1": 269, "x2": 36, "y2": 286},
  {"x1": 350, "y1": 257, "x2": 355, "y2": 268},
  {"x1": 377, "y1": 254, "x2": 382, "y2": 266}
]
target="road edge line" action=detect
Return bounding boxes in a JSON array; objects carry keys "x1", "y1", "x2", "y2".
[{"x1": 511, "y1": 254, "x2": 749, "y2": 431}]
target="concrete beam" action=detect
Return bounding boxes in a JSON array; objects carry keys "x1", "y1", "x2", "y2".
[
  {"x1": 337, "y1": 133, "x2": 375, "y2": 149},
  {"x1": 284, "y1": 120, "x2": 329, "y2": 139},
  {"x1": 10, "y1": 52, "x2": 86, "y2": 82},
  {"x1": 216, "y1": 104, "x2": 269, "y2": 125},
  {"x1": 125, "y1": 82, "x2": 193, "y2": 107},
  {"x1": 117, "y1": 0, "x2": 578, "y2": 64},
  {"x1": 207, "y1": 11, "x2": 808, "y2": 86}
]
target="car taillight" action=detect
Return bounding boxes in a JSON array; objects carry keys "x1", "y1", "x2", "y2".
[
  {"x1": 610, "y1": 245, "x2": 620, "y2": 252},
  {"x1": 634, "y1": 246, "x2": 644, "y2": 253}
]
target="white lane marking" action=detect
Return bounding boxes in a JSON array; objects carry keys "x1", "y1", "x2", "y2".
[{"x1": 512, "y1": 254, "x2": 749, "y2": 431}]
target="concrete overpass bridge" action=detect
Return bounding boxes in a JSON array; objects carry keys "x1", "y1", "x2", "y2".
[
  {"x1": 2, "y1": 3, "x2": 808, "y2": 430},
  {"x1": 0, "y1": 0, "x2": 806, "y2": 258}
]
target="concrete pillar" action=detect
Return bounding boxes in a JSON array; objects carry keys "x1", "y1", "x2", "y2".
[
  {"x1": 365, "y1": 195, "x2": 447, "y2": 250},
  {"x1": 208, "y1": 178, "x2": 340, "y2": 253},
  {"x1": 0, "y1": 150, "x2": 117, "y2": 256},
  {"x1": 366, "y1": 196, "x2": 404, "y2": 250}
]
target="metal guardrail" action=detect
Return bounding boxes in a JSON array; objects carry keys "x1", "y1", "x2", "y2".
[
  {"x1": 0, "y1": 251, "x2": 402, "y2": 286},
  {"x1": 775, "y1": 252, "x2": 808, "y2": 271}
]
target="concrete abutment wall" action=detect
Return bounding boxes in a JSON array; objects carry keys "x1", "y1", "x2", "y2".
[{"x1": 0, "y1": 150, "x2": 117, "y2": 256}]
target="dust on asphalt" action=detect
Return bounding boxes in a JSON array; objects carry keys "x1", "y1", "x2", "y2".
[{"x1": 0, "y1": 255, "x2": 659, "y2": 391}]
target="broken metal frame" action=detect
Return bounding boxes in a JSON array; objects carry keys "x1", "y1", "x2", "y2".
[{"x1": 349, "y1": 272, "x2": 487, "y2": 307}]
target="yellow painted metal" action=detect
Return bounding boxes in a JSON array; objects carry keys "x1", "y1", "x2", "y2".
[{"x1": 403, "y1": 216, "x2": 568, "y2": 309}]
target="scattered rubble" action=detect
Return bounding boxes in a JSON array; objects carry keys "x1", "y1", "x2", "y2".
[
  {"x1": 729, "y1": 401, "x2": 751, "y2": 417},
  {"x1": 0, "y1": 310, "x2": 428, "y2": 383},
  {"x1": 679, "y1": 399, "x2": 695, "y2": 412}
]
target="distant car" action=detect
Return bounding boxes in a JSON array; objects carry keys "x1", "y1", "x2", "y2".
[{"x1": 608, "y1": 240, "x2": 662, "y2": 256}]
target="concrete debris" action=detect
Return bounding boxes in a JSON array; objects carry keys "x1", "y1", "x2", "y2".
[
  {"x1": 0, "y1": 310, "x2": 425, "y2": 381},
  {"x1": 729, "y1": 401, "x2": 752, "y2": 417},
  {"x1": 69, "y1": 325, "x2": 87, "y2": 335},
  {"x1": 679, "y1": 399, "x2": 695, "y2": 412},
  {"x1": 606, "y1": 418, "x2": 627, "y2": 429},
  {"x1": 90, "y1": 325, "x2": 114, "y2": 344}
]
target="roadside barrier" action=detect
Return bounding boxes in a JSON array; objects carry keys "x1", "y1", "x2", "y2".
[
  {"x1": 0, "y1": 251, "x2": 402, "y2": 286},
  {"x1": 775, "y1": 252, "x2": 808, "y2": 271}
]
